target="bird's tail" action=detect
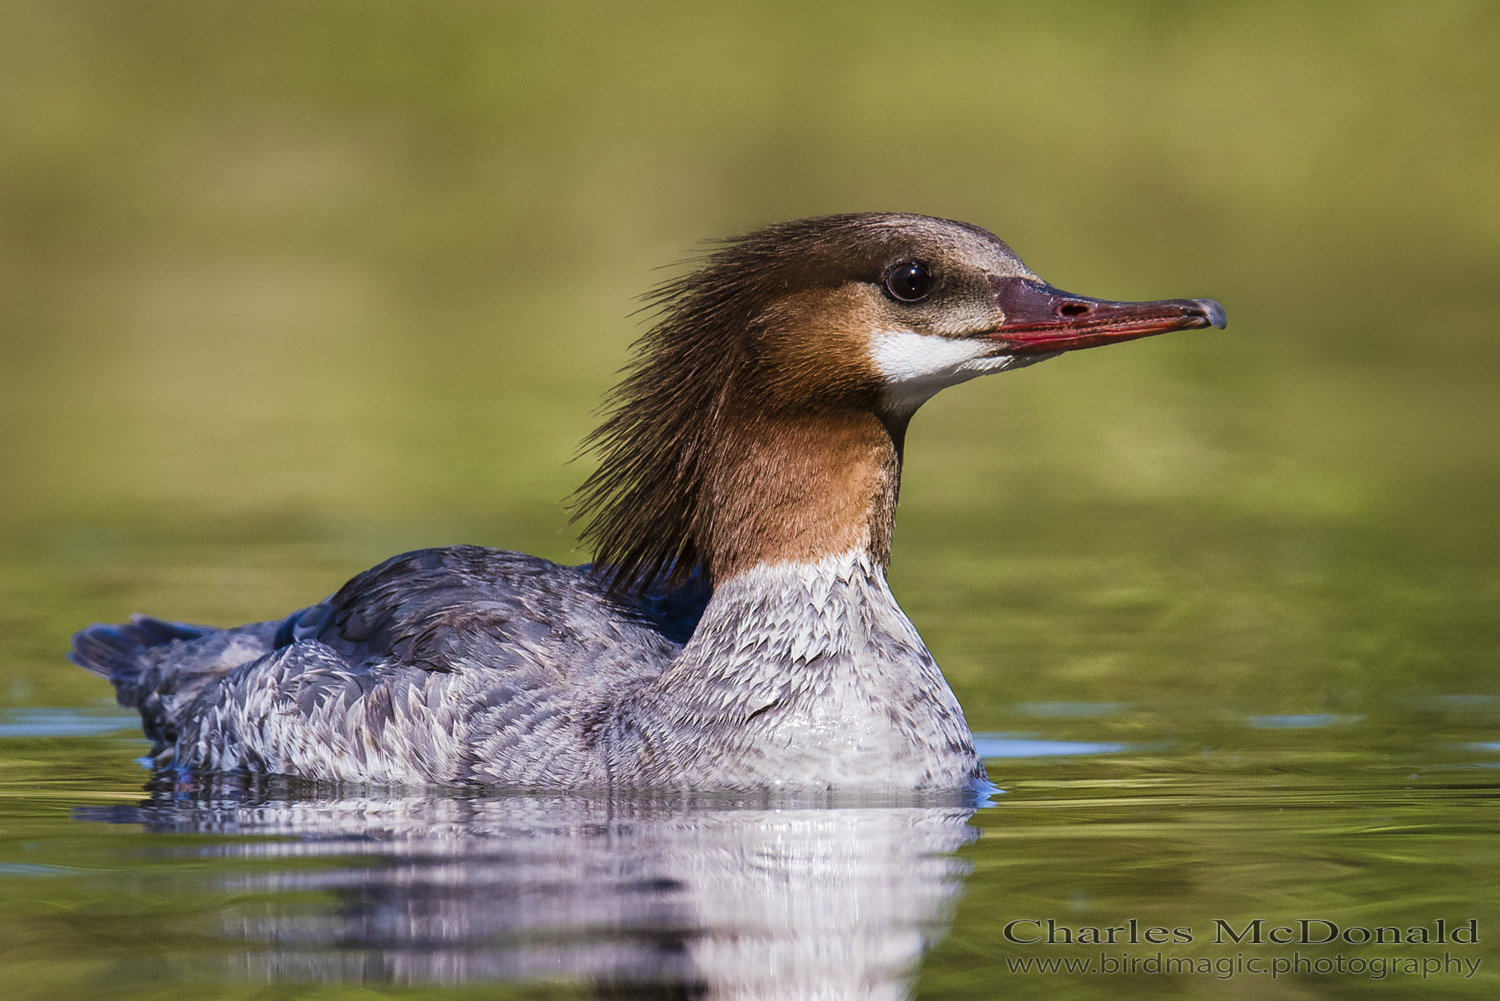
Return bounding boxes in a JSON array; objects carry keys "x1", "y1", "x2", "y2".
[
  {"x1": 70, "y1": 616, "x2": 208, "y2": 681},
  {"x1": 70, "y1": 615, "x2": 280, "y2": 756}
]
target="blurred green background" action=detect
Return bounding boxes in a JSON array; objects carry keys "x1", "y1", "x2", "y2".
[{"x1": 1, "y1": 0, "x2": 1496, "y2": 726}]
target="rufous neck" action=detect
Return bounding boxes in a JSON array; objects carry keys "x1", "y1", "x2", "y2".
[{"x1": 701, "y1": 408, "x2": 904, "y2": 583}]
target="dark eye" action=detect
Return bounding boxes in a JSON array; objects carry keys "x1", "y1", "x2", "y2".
[{"x1": 883, "y1": 261, "x2": 933, "y2": 303}]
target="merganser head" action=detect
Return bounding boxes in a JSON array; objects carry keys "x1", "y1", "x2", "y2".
[{"x1": 576, "y1": 213, "x2": 1225, "y2": 595}]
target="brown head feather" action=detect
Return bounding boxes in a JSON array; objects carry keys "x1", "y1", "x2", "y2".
[
  {"x1": 571, "y1": 213, "x2": 1023, "y2": 596},
  {"x1": 575, "y1": 216, "x2": 878, "y2": 594}
]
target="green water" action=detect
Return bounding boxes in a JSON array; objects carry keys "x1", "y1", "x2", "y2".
[
  {"x1": 1, "y1": 712, "x2": 1496, "y2": 998},
  {"x1": 2, "y1": 2, "x2": 1497, "y2": 998}
]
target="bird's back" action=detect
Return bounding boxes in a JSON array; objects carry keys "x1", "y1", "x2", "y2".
[{"x1": 72, "y1": 546, "x2": 707, "y2": 786}]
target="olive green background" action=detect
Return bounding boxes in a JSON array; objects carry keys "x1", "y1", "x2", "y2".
[{"x1": 2, "y1": 0, "x2": 1496, "y2": 736}]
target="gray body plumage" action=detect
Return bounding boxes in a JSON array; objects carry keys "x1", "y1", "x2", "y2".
[{"x1": 74, "y1": 545, "x2": 984, "y2": 791}]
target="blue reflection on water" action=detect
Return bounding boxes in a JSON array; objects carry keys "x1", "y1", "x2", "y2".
[
  {"x1": 0, "y1": 707, "x2": 137, "y2": 738},
  {"x1": 1246, "y1": 714, "x2": 1365, "y2": 729},
  {"x1": 974, "y1": 734, "x2": 1133, "y2": 759}
]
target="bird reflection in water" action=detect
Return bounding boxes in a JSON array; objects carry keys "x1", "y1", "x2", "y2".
[{"x1": 78, "y1": 781, "x2": 982, "y2": 998}]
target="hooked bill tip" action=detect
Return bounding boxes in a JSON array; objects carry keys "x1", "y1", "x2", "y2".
[{"x1": 1193, "y1": 298, "x2": 1228, "y2": 330}]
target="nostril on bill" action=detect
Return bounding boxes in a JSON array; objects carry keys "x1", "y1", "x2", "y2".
[{"x1": 1058, "y1": 302, "x2": 1091, "y2": 317}]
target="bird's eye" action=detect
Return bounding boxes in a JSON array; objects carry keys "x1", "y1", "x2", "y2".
[{"x1": 884, "y1": 261, "x2": 933, "y2": 303}]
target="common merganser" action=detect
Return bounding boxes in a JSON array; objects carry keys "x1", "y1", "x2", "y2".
[{"x1": 71, "y1": 213, "x2": 1225, "y2": 791}]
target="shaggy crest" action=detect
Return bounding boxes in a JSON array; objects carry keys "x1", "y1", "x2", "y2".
[{"x1": 572, "y1": 214, "x2": 921, "y2": 596}]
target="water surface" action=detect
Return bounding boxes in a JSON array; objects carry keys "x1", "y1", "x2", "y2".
[{"x1": 2, "y1": 705, "x2": 1495, "y2": 999}]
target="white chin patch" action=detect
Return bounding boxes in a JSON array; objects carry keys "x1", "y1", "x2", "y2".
[{"x1": 871, "y1": 327, "x2": 1044, "y2": 415}]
